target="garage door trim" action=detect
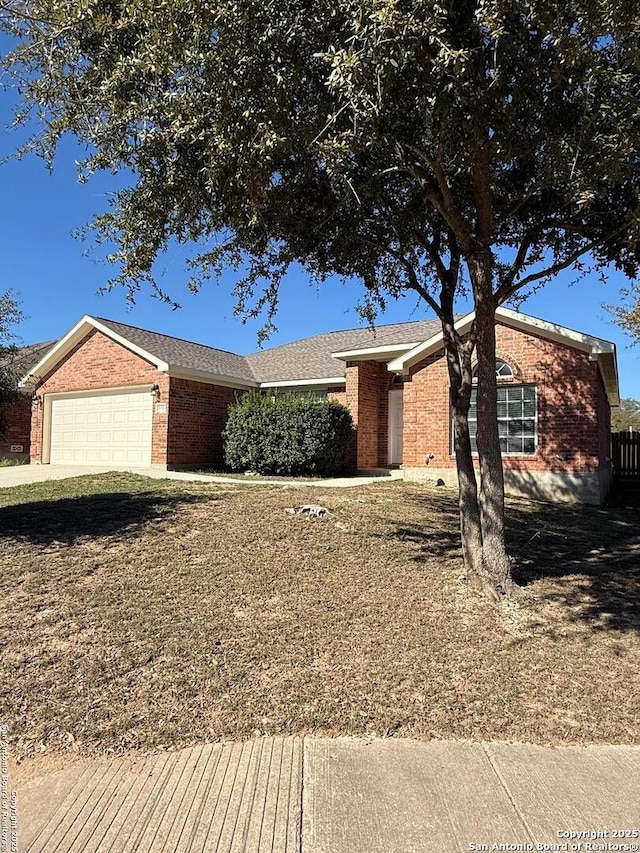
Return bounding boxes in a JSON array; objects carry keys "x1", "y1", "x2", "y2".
[{"x1": 43, "y1": 384, "x2": 156, "y2": 465}]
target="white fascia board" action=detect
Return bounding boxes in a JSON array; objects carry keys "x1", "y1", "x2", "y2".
[
  {"x1": 259, "y1": 376, "x2": 345, "y2": 388},
  {"x1": 495, "y1": 307, "x2": 615, "y2": 355},
  {"x1": 388, "y1": 313, "x2": 474, "y2": 373},
  {"x1": 594, "y1": 350, "x2": 620, "y2": 406},
  {"x1": 18, "y1": 315, "x2": 169, "y2": 387},
  {"x1": 18, "y1": 315, "x2": 95, "y2": 387},
  {"x1": 167, "y1": 367, "x2": 258, "y2": 389},
  {"x1": 388, "y1": 307, "x2": 618, "y2": 375},
  {"x1": 331, "y1": 342, "x2": 421, "y2": 361}
]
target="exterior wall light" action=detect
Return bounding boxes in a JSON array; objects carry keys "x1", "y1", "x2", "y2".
[{"x1": 31, "y1": 393, "x2": 42, "y2": 407}]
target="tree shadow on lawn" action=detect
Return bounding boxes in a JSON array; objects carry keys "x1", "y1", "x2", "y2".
[
  {"x1": 389, "y1": 491, "x2": 640, "y2": 634},
  {"x1": 507, "y1": 499, "x2": 640, "y2": 634},
  {"x1": 0, "y1": 489, "x2": 220, "y2": 546}
]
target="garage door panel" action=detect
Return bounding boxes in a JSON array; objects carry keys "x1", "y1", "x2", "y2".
[{"x1": 50, "y1": 390, "x2": 153, "y2": 466}]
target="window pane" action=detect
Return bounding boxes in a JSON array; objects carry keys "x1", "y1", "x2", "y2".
[
  {"x1": 456, "y1": 383, "x2": 536, "y2": 455},
  {"x1": 508, "y1": 399, "x2": 523, "y2": 417}
]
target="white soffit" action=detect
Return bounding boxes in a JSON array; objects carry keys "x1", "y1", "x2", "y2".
[
  {"x1": 331, "y1": 342, "x2": 421, "y2": 362},
  {"x1": 167, "y1": 367, "x2": 258, "y2": 389},
  {"x1": 259, "y1": 376, "x2": 345, "y2": 388}
]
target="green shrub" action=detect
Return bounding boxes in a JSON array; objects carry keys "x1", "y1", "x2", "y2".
[{"x1": 223, "y1": 391, "x2": 353, "y2": 476}]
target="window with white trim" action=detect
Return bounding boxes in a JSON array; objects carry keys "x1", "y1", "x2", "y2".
[
  {"x1": 468, "y1": 383, "x2": 537, "y2": 454},
  {"x1": 472, "y1": 358, "x2": 514, "y2": 381}
]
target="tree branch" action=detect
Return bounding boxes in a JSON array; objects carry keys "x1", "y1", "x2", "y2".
[{"x1": 495, "y1": 226, "x2": 628, "y2": 305}]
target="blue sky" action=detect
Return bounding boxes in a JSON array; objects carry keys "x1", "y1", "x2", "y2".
[{"x1": 0, "y1": 83, "x2": 638, "y2": 399}]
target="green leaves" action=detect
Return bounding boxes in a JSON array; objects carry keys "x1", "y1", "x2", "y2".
[
  {"x1": 3, "y1": 0, "x2": 640, "y2": 318},
  {"x1": 222, "y1": 391, "x2": 354, "y2": 476}
]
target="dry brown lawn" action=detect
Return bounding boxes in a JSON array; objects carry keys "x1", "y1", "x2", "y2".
[{"x1": 0, "y1": 472, "x2": 638, "y2": 763}]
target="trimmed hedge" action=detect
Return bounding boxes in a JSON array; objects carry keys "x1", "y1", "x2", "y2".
[{"x1": 223, "y1": 391, "x2": 353, "y2": 476}]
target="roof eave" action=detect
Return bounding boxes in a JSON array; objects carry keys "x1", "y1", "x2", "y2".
[
  {"x1": 19, "y1": 315, "x2": 169, "y2": 387},
  {"x1": 166, "y1": 366, "x2": 258, "y2": 389},
  {"x1": 259, "y1": 376, "x2": 346, "y2": 388},
  {"x1": 331, "y1": 342, "x2": 421, "y2": 362},
  {"x1": 388, "y1": 313, "x2": 473, "y2": 373}
]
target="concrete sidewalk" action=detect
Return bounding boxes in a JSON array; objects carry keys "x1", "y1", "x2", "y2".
[
  {"x1": 0, "y1": 464, "x2": 402, "y2": 490},
  {"x1": 12, "y1": 737, "x2": 640, "y2": 853}
]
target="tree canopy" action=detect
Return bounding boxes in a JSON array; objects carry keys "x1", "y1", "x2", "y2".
[
  {"x1": 3, "y1": 0, "x2": 640, "y2": 595},
  {"x1": 611, "y1": 398, "x2": 640, "y2": 432},
  {"x1": 0, "y1": 291, "x2": 25, "y2": 437}
]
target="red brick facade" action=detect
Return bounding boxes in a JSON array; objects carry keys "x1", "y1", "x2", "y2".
[
  {"x1": 29, "y1": 330, "x2": 239, "y2": 468},
  {"x1": 0, "y1": 395, "x2": 32, "y2": 459},
  {"x1": 402, "y1": 322, "x2": 610, "y2": 477},
  {"x1": 344, "y1": 360, "x2": 392, "y2": 468},
  {"x1": 167, "y1": 377, "x2": 239, "y2": 466},
  {"x1": 22, "y1": 319, "x2": 614, "y2": 501}
]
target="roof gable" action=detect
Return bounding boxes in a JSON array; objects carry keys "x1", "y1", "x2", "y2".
[
  {"x1": 2, "y1": 340, "x2": 57, "y2": 390},
  {"x1": 387, "y1": 307, "x2": 619, "y2": 406},
  {"x1": 18, "y1": 309, "x2": 618, "y2": 405},
  {"x1": 20, "y1": 316, "x2": 259, "y2": 388}
]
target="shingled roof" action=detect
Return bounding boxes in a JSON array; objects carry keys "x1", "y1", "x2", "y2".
[
  {"x1": 97, "y1": 316, "x2": 444, "y2": 384},
  {"x1": 96, "y1": 318, "x2": 258, "y2": 384},
  {"x1": 245, "y1": 318, "x2": 443, "y2": 383},
  {"x1": 21, "y1": 314, "x2": 445, "y2": 388},
  {"x1": 1, "y1": 340, "x2": 57, "y2": 389}
]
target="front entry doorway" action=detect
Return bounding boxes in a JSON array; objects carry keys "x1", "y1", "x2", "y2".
[{"x1": 387, "y1": 388, "x2": 403, "y2": 466}]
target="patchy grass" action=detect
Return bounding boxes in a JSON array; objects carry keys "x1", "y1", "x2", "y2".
[{"x1": 0, "y1": 472, "x2": 638, "y2": 763}]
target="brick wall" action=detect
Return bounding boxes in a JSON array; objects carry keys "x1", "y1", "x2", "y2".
[
  {"x1": 345, "y1": 360, "x2": 391, "y2": 468},
  {"x1": 0, "y1": 395, "x2": 32, "y2": 459},
  {"x1": 29, "y1": 329, "x2": 169, "y2": 464},
  {"x1": 167, "y1": 377, "x2": 239, "y2": 466},
  {"x1": 403, "y1": 322, "x2": 609, "y2": 475}
]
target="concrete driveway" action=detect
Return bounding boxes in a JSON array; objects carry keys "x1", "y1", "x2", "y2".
[
  {"x1": 0, "y1": 464, "x2": 402, "y2": 489},
  {"x1": 13, "y1": 737, "x2": 640, "y2": 853}
]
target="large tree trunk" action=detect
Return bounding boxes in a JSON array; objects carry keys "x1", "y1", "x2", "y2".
[
  {"x1": 443, "y1": 334, "x2": 483, "y2": 579},
  {"x1": 468, "y1": 254, "x2": 514, "y2": 599}
]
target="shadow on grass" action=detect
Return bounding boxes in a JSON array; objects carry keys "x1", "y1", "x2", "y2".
[
  {"x1": 508, "y1": 499, "x2": 640, "y2": 633},
  {"x1": 387, "y1": 491, "x2": 640, "y2": 633},
  {"x1": 0, "y1": 490, "x2": 219, "y2": 546}
]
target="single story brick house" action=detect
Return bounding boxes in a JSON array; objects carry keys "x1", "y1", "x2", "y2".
[
  {"x1": 20, "y1": 308, "x2": 619, "y2": 504},
  {"x1": 0, "y1": 341, "x2": 56, "y2": 461}
]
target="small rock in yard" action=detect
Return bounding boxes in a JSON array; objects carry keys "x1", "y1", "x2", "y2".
[
  {"x1": 299, "y1": 504, "x2": 330, "y2": 517},
  {"x1": 284, "y1": 508, "x2": 296, "y2": 515},
  {"x1": 334, "y1": 521, "x2": 349, "y2": 531}
]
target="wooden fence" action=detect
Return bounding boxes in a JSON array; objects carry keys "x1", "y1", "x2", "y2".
[{"x1": 611, "y1": 430, "x2": 640, "y2": 478}]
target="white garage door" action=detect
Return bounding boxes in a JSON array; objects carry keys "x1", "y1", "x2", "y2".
[{"x1": 49, "y1": 390, "x2": 153, "y2": 466}]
